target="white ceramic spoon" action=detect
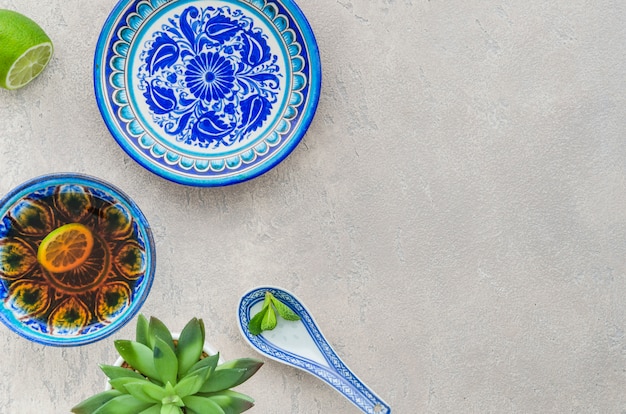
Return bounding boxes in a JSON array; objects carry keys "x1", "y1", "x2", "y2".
[{"x1": 237, "y1": 286, "x2": 391, "y2": 414}]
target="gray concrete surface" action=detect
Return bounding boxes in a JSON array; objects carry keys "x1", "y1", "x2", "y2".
[{"x1": 1, "y1": 0, "x2": 626, "y2": 412}]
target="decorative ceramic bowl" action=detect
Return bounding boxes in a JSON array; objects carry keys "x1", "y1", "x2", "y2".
[
  {"x1": 94, "y1": 0, "x2": 322, "y2": 186},
  {"x1": 0, "y1": 173, "x2": 156, "y2": 346}
]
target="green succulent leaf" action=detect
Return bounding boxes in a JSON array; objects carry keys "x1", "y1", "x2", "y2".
[
  {"x1": 109, "y1": 377, "x2": 151, "y2": 394},
  {"x1": 123, "y1": 380, "x2": 167, "y2": 403},
  {"x1": 160, "y1": 404, "x2": 184, "y2": 414},
  {"x1": 183, "y1": 395, "x2": 226, "y2": 414},
  {"x1": 246, "y1": 308, "x2": 265, "y2": 336},
  {"x1": 207, "y1": 390, "x2": 255, "y2": 413},
  {"x1": 260, "y1": 306, "x2": 277, "y2": 331},
  {"x1": 270, "y1": 295, "x2": 300, "y2": 321},
  {"x1": 187, "y1": 353, "x2": 219, "y2": 377},
  {"x1": 214, "y1": 359, "x2": 263, "y2": 389},
  {"x1": 142, "y1": 381, "x2": 172, "y2": 402},
  {"x1": 175, "y1": 366, "x2": 211, "y2": 398},
  {"x1": 199, "y1": 368, "x2": 248, "y2": 393},
  {"x1": 154, "y1": 336, "x2": 179, "y2": 385},
  {"x1": 136, "y1": 314, "x2": 150, "y2": 347},
  {"x1": 99, "y1": 364, "x2": 145, "y2": 381},
  {"x1": 173, "y1": 375, "x2": 202, "y2": 399},
  {"x1": 115, "y1": 340, "x2": 160, "y2": 381},
  {"x1": 213, "y1": 389, "x2": 254, "y2": 404},
  {"x1": 90, "y1": 394, "x2": 153, "y2": 414},
  {"x1": 162, "y1": 395, "x2": 184, "y2": 407},
  {"x1": 149, "y1": 316, "x2": 175, "y2": 352},
  {"x1": 137, "y1": 405, "x2": 161, "y2": 414},
  {"x1": 71, "y1": 389, "x2": 123, "y2": 414},
  {"x1": 177, "y1": 317, "x2": 205, "y2": 376}
]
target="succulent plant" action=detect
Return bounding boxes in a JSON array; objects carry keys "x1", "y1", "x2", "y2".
[{"x1": 71, "y1": 315, "x2": 263, "y2": 414}]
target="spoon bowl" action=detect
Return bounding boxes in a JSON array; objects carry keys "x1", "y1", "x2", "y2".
[{"x1": 237, "y1": 286, "x2": 391, "y2": 414}]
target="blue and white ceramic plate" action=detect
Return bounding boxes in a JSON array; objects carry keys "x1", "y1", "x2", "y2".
[
  {"x1": 238, "y1": 286, "x2": 391, "y2": 414},
  {"x1": 0, "y1": 173, "x2": 155, "y2": 346},
  {"x1": 94, "y1": 0, "x2": 321, "y2": 186}
]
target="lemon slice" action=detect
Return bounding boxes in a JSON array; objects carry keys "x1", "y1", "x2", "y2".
[
  {"x1": 37, "y1": 223, "x2": 94, "y2": 273},
  {"x1": 0, "y1": 9, "x2": 53, "y2": 90}
]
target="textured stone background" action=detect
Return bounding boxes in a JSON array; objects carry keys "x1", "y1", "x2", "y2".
[{"x1": 1, "y1": 0, "x2": 626, "y2": 413}]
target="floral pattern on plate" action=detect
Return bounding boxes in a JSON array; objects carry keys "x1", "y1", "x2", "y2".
[
  {"x1": 140, "y1": 5, "x2": 282, "y2": 149},
  {"x1": 95, "y1": 0, "x2": 321, "y2": 186}
]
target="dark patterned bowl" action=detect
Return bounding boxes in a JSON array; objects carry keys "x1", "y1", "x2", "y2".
[
  {"x1": 94, "y1": 0, "x2": 321, "y2": 186},
  {"x1": 0, "y1": 173, "x2": 155, "y2": 346}
]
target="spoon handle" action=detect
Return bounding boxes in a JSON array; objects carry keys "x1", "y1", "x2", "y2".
[{"x1": 313, "y1": 350, "x2": 391, "y2": 414}]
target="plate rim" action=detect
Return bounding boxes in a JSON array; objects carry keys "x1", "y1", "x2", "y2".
[{"x1": 93, "y1": 0, "x2": 322, "y2": 187}]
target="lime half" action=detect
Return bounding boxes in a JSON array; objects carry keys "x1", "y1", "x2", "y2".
[{"x1": 0, "y1": 9, "x2": 53, "y2": 90}]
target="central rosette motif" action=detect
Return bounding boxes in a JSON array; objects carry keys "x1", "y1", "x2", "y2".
[
  {"x1": 186, "y1": 52, "x2": 236, "y2": 101},
  {"x1": 138, "y1": 5, "x2": 282, "y2": 149}
]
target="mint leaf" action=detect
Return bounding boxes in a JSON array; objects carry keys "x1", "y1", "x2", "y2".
[
  {"x1": 247, "y1": 291, "x2": 301, "y2": 335},
  {"x1": 247, "y1": 308, "x2": 266, "y2": 336},
  {"x1": 270, "y1": 295, "x2": 300, "y2": 321},
  {"x1": 261, "y1": 306, "x2": 277, "y2": 331},
  {"x1": 262, "y1": 292, "x2": 272, "y2": 309}
]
